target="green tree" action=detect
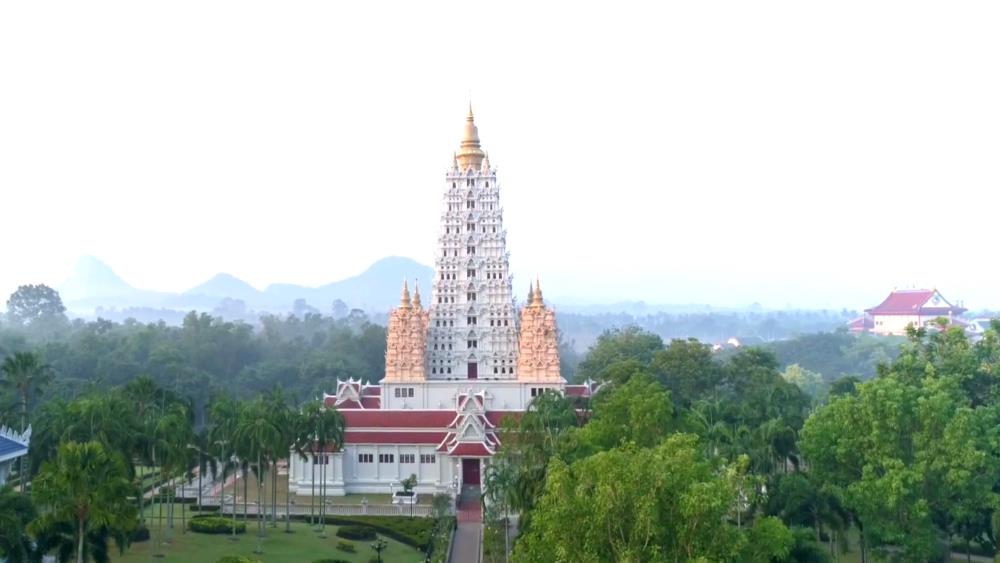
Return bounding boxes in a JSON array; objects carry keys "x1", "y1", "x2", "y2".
[
  {"x1": 5, "y1": 284, "x2": 68, "y2": 329},
  {"x1": 0, "y1": 485, "x2": 36, "y2": 562},
  {"x1": 29, "y1": 441, "x2": 138, "y2": 563},
  {"x1": 1, "y1": 351, "x2": 52, "y2": 481},
  {"x1": 575, "y1": 327, "x2": 663, "y2": 383},
  {"x1": 651, "y1": 337, "x2": 722, "y2": 408},
  {"x1": 514, "y1": 434, "x2": 791, "y2": 562},
  {"x1": 572, "y1": 372, "x2": 673, "y2": 454}
]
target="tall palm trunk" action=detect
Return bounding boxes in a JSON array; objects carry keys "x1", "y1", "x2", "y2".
[
  {"x1": 310, "y1": 453, "x2": 316, "y2": 526},
  {"x1": 319, "y1": 454, "x2": 326, "y2": 536},
  {"x1": 285, "y1": 459, "x2": 292, "y2": 533},
  {"x1": 271, "y1": 459, "x2": 277, "y2": 528},
  {"x1": 242, "y1": 464, "x2": 249, "y2": 522},
  {"x1": 18, "y1": 393, "x2": 27, "y2": 487},
  {"x1": 257, "y1": 455, "x2": 265, "y2": 538},
  {"x1": 77, "y1": 517, "x2": 86, "y2": 563}
]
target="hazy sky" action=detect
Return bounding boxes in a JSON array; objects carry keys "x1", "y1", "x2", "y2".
[{"x1": 1, "y1": 1, "x2": 998, "y2": 310}]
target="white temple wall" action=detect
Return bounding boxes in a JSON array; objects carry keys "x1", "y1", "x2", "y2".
[{"x1": 289, "y1": 444, "x2": 456, "y2": 496}]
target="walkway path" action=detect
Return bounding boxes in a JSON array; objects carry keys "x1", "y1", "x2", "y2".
[{"x1": 450, "y1": 486, "x2": 482, "y2": 563}]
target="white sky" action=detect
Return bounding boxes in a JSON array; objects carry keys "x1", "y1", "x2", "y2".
[{"x1": 1, "y1": 1, "x2": 998, "y2": 310}]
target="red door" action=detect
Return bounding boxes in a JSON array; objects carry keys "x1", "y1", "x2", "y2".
[
  {"x1": 462, "y1": 458, "x2": 481, "y2": 485},
  {"x1": 467, "y1": 362, "x2": 478, "y2": 380}
]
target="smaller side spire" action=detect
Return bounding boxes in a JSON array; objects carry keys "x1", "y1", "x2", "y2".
[
  {"x1": 400, "y1": 279, "x2": 412, "y2": 309},
  {"x1": 531, "y1": 276, "x2": 544, "y2": 307},
  {"x1": 412, "y1": 280, "x2": 422, "y2": 309}
]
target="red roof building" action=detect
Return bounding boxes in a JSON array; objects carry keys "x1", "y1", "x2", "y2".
[{"x1": 862, "y1": 289, "x2": 966, "y2": 336}]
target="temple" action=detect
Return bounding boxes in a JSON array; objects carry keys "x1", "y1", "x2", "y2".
[
  {"x1": 288, "y1": 108, "x2": 588, "y2": 497},
  {"x1": 852, "y1": 288, "x2": 967, "y2": 336}
]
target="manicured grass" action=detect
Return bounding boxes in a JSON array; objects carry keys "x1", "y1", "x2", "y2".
[{"x1": 111, "y1": 521, "x2": 424, "y2": 563}]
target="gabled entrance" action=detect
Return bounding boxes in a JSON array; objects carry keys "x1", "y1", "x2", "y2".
[
  {"x1": 461, "y1": 458, "x2": 481, "y2": 485},
  {"x1": 467, "y1": 362, "x2": 478, "y2": 379}
]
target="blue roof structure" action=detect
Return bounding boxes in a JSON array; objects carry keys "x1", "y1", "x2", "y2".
[{"x1": 0, "y1": 426, "x2": 29, "y2": 463}]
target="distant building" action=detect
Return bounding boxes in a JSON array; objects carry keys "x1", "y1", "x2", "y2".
[
  {"x1": 862, "y1": 288, "x2": 966, "y2": 336},
  {"x1": 0, "y1": 425, "x2": 30, "y2": 486}
]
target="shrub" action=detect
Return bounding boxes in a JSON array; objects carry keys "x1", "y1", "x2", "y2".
[
  {"x1": 335, "y1": 540, "x2": 356, "y2": 552},
  {"x1": 129, "y1": 525, "x2": 151, "y2": 542},
  {"x1": 321, "y1": 515, "x2": 436, "y2": 548},
  {"x1": 190, "y1": 516, "x2": 246, "y2": 535},
  {"x1": 336, "y1": 524, "x2": 376, "y2": 541},
  {"x1": 216, "y1": 557, "x2": 261, "y2": 563}
]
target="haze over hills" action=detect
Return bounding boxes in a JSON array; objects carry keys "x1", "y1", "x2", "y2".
[{"x1": 58, "y1": 255, "x2": 434, "y2": 320}]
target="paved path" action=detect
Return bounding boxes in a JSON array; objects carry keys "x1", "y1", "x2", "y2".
[
  {"x1": 451, "y1": 521, "x2": 482, "y2": 563},
  {"x1": 450, "y1": 486, "x2": 482, "y2": 563}
]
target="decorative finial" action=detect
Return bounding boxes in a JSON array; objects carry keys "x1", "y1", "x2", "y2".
[
  {"x1": 400, "y1": 279, "x2": 412, "y2": 309},
  {"x1": 453, "y1": 151, "x2": 459, "y2": 169},
  {"x1": 412, "y1": 280, "x2": 422, "y2": 309},
  {"x1": 482, "y1": 151, "x2": 490, "y2": 172},
  {"x1": 531, "y1": 276, "x2": 544, "y2": 306},
  {"x1": 456, "y1": 105, "x2": 485, "y2": 169}
]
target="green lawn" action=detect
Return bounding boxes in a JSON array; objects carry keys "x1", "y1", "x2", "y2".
[{"x1": 111, "y1": 521, "x2": 425, "y2": 563}]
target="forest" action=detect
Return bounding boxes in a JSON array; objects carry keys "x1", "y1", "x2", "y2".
[{"x1": 4, "y1": 283, "x2": 999, "y2": 562}]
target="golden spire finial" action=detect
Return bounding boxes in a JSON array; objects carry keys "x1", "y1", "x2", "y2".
[
  {"x1": 400, "y1": 279, "x2": 412, "y2": 309},
  {"x1": 456, "y1": 105, "x2": 485, "y2": 170},
  {"x1": 531, "y1": 276, "x2": 544, "y2": 306},
  {"x1": 412, "y1": 280, "x2": 422, "y2": 309}
]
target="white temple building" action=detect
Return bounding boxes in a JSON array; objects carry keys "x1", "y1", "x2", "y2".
[{"x1": 287, "y1": 107, "x2": 592, "y2": 497}]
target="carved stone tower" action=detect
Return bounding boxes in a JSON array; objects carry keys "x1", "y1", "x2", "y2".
[
  {"x1": 516, "y1": 279, "x2": 562, "y2": 382},
  {"x1": 426, "y1": 106, "x2": 519, "y2": 380}
]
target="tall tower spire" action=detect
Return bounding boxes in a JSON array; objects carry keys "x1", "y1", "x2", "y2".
[
  {"x1": 427, "y1": 107, "x2": 518, "y2": 380},
  {"x1": 456, "y1": 104, "x2": 486, "y2": 170},
  {"x1": 412, "y1": 281, "x2": 422, "y2": 309}
]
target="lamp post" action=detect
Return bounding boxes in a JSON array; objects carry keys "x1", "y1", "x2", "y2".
[{"x1": 371, "y1": 538, "x2": 388, "y2": 563}]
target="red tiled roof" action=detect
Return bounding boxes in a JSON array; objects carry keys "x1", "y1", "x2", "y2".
[
  {"x1": 342, "y1": 410, "x2": 457, "y2": 428},
  {"x1": 361, "y1": 387, "x2": 381, "y2": 396},
  {"x1": 345, "y1": 431, "x2": 447, "y2": 444},
  {"x1": 335, "y1": 399, "x2": 362, "y2": 409},
  {"x1": 564, "y1": 385, "x2": 590, "y2": 397},
  {"x1": 866, "y1": 289, "x2": 966, "y2": 316},
  {"x1": 485, "y1": 411, "x2": 521, "y2": 426},
  {"x1": 360, "y1": 397, "x2": 381, "y2": 409},
  {"x1": 448, "y1": 443, "x2": 493, "y2": 457}
]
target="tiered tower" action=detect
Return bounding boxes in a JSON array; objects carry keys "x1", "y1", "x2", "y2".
[{"x1": 426, "y1": 106, "x2": 519, "y2": 380}]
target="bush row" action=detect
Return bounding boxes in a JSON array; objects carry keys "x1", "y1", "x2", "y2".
[
  {"x1": 189, "y1": 516, "x2": 246, "y2": 535},
  {"x1": 318, "y1": 515, "x2": 436, "y2": 549},
  {"x1": 336, "y1": 525, "x2": 376, "y2": 541}
]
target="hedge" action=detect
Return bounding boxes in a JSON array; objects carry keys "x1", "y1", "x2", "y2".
[
  {"x1": 129, "y1": 525, "x2": 151, "y2": 543},
  {"x1": 335, "y1": 540, "x2": 356, "y2": 552},
  {"x1": 189, "y1": 516, "x2": 246, "y2": 535},
  {"x1": 311, "y1": 560, "x2": 351, "y2": 563},
  {"x1": 216, "y1": 557, "x2": 261, "y2": 563},
  {"x1": 336, "y1": 525, "x2": 376, "y2": 541},
  {"x1": 320, "y1": 515, "x2": 436, "y2": 549}
]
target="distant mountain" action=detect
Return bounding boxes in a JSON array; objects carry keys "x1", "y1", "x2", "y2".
[
  {"x1": 59, "y1": 255, "x2": 137, "y2": 301},
  {"x1": 59, "y1": 256, "x2": 170, "y2": 313},
  {"x1": 59, "y1": 255, "x2": 434, "y2": 320}
]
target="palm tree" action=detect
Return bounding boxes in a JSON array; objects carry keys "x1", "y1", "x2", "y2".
[
  {"x1": 28, "y1": 441, "x2": 138, "y2": 563},
  {"x1": 210, "y1": 397, "x2": 241, "y2": 537},
  {"x1": 313, "y1": 405, "x2": 344, "y2": 537},
  {"x1": 287, "y1": 408, "x2": 311, "y2": 532},
  {"x1": 0, "y1": 484, "x2": 36, "y2": 562},
  {"x1": 297, "y1": 402, "x2": 323, "y2": 526},
  {"x1": 262, "y1": 388, "x2": 292, "y2": 529},
  {"x1": 188, "y1": 428, "x2": 217, "y2": 513},
  {"x1": 1, "y1": 351, "x2": 52, "y2": 484},
  {"x1": 233, "y1": 399, "x2": 280, "y2": 551}
]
